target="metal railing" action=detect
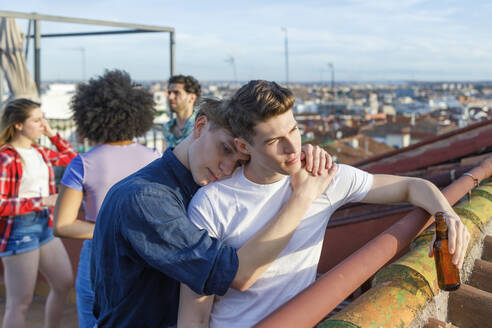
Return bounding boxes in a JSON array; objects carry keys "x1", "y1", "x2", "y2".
[
  {"x1": 0, "y1": 10, "x2": 176, "y2": 92},
  {"x1": 39, "y1": 119, "x2": 166, "y2": 153}
]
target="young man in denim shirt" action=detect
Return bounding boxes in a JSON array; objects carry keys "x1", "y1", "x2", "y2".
[{"x1": 91, "y1": 98, "x2": 336, "y2": 327}]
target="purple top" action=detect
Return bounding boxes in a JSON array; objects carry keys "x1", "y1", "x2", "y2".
[{"x1": 61, "y1": 143, "x2": 161, "y2": 222}]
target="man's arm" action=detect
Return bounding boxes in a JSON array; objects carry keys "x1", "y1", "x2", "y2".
[
  {"x1": 362, "y1": 175, "x2": 470, "y2": 268},
  {"x1": 178, "y1": 283, "x2": 213, "y2": 328}
]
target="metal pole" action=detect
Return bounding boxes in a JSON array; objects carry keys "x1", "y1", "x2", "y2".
[
  {"x1": 170, "y1": 31, "x2": 175, "y2": 77},
  {"x1": 34, "y1": 19, "x2": 40, "y2": 93},
  {"x1": 0, "y1": 71, "x2": 3, "y2": 102},
  {"x1": 233, "y1": 61, "x2": 237, "y2": 83},
  {"x1": 225, "y1": 56, "x2": 237, "y2": 83},
  {"x1": 281, "y1": 27, "x2": 289, "y2": 84},
  {"x1": 25, "y1": 19, "x2": 32, "y2": 59},
  {"x1": 331, "y1": 66, "x2": 334, "y2": 93},
  {"x1": 285, "y1": 32, "x2": 289, "y2": 84},
  {"x1": 81, "y1": 47, "x2": 86, "y2": 81},
  {"x1": 328, "y1": 62, "x2": 334, "y2": 94},
  {"x1": 26, "y1": 29, "x2": 163, "y2": 38},
  {"x1": 0, "y1": 10, "x2": 174, "y2": 32}
]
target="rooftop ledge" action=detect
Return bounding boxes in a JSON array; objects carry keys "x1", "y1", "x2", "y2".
[{"x1": 256, "y1": 156, "x2": 492, "y2": 328}]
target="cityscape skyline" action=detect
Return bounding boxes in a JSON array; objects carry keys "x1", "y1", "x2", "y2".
[{"x1": 2, "y1": 0, "x2": 492, "y2": 82}]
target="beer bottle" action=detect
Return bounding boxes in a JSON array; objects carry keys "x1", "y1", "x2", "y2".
[{"x1": 433, "y1": 211, "x2": 460, "y2": 291}]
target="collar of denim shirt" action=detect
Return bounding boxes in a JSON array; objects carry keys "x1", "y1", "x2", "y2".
[{"x1": 162, "y1": 148, "x2": 200, "y2": 202}]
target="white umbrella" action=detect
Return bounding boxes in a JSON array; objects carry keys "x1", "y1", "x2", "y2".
[{"x1": 0, "y1": 17, "x2": 39, "y2": 102}]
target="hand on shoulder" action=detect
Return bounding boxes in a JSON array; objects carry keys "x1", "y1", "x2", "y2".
[{"x1": 291, "y1": 163, "x2": 338, "y2": 201}]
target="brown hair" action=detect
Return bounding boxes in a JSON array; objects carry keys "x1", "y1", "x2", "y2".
[
  {"x1": 168, "y1": 75, "x2": 201, "y2": 105},
  {"x1": 0, "y1": 98, "x2": 40, "y2": 146},
  {"x1": 195, "y1": 98, "x2": 230, "y2": 132},
  {"x1": 226, "y1": 80, "x2": 295, "y2": 143}
]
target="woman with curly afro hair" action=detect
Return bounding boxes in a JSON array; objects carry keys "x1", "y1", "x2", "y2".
[{"x1": 53, "y1": 69, "x2": 161, "y2": 328}]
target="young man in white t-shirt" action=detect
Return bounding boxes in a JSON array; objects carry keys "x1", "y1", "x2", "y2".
[{"x1": 178, "y1": 81, "x2": 471, "y2": 328}]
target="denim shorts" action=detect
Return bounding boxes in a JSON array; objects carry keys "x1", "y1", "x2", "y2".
[{"x1": 0, "y1": 209, "x2": 54, "y2": 257}]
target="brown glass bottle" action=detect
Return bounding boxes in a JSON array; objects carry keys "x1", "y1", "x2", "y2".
[{"x1": 433, "y1": 211, "x2": 460, "y2": 291}]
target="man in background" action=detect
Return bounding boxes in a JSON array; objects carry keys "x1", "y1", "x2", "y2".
[{"x1": 163, "y1": 75, "x2": 201, "y2": 148}]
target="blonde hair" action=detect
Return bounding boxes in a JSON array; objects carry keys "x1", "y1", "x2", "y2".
[{"x1": 0, "y1": 98, "x2": 40, "y2": 146}]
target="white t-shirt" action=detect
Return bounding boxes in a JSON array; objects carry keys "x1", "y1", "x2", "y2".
[
  {"x1": 188, "y1": 164, "x2": 373, "y2": 328},
  {"x1": 15, "y1": 147, "x2": 50, "y2": 198}
]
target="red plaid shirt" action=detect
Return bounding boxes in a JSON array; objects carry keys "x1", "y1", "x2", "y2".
[{"x1": 0, "y1": 134, "x2": 77, "y2": 252}]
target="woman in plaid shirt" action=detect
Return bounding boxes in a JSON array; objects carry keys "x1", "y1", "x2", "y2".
[{"x1": 0, "y1": 98, "x2": 77, "y2": 328}]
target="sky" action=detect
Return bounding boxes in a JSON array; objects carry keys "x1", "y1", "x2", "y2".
[{"x1": 2, "y1": 0, "x2": 492, "y2": 82}]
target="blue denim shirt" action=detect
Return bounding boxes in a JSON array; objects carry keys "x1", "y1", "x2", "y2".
[{"x1": 91, "y1": 149, "x2": 239, "y2": 327}]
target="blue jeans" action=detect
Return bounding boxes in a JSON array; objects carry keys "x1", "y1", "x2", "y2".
[
  {"x1": 76, "y1": 239, "x2": 96, "y2": 328},
  {"x1": 0, "y1": 209, "x2": 53, "y2": 257}
]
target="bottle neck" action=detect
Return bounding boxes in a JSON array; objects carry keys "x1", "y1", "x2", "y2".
[{"x1": 435, "y1": 218, "x2": 448, "y2": 240}]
